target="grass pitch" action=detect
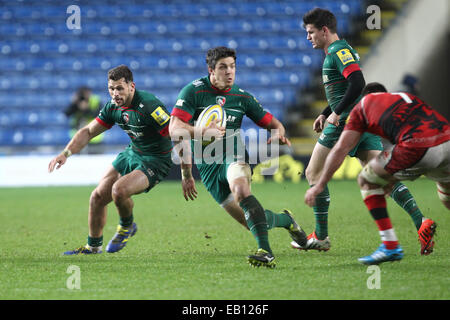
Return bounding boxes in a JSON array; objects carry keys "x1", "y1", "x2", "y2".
[{"x1": 0, "y1": 179, "x2": 448, "y2": 300}]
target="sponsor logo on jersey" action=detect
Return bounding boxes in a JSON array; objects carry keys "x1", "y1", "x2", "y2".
[
  {"x1": 124, "y1": 129, "x2": 144, "y2": 137},
  {"x1": 176, "y1": 99, "x2": 184, "y2": 107},
  {"x1": 151, "y1": 106, "x2": 170, "y2": 125},
  {"x1": 226, "y1": 114, "x2": 236, "y2": 122},
  {"x1": 216, "y1": 96, "x2": 226, "y2": 106},
  {"x1": 123, "y1": 113, "x2": 129, "y2": 123},
  {"x1": 322, "y1": 74, "x2": 329, "y2": 83},
  {"x1": 336, "y1": 49, "x2": 355, "y2": 65},
  {"x1": 192, "y1": 79, "x2": 203, "y2": 87}
]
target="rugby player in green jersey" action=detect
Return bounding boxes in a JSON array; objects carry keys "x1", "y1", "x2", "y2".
[
  {"x1": 291, "y1": 8, "x2": 431, "y2": 254},
  {"x1": 169, "y1": 46, "x2": 307, "y2": 268},
  {"x1": 48, "y1": 65, "x2": 173, "y2": 255}
]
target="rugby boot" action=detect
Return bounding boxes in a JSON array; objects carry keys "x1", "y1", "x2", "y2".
[
  {"x1": 418, "y1": 218, "x2": 437, "y2": 255},
  {"x1": 106, "y1": 223, "x2": 138, "y2": 253},
  {"x1": 64, "y1": 245, "x2": 102, "y2": 255},
  {"x1": 247, "y1": 249, "x2": 276, "y2": 269},
  {"x1": 282, "y1": 209, "x2": 307, "y2": 247},
  {"x1": 358, "y1": 243, "x2": 404, "y2": 265},
  {"x1": 290, "y1": 231, "x2": 330, "y2": 251}
]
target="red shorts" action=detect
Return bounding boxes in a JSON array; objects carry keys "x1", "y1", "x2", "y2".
[
  {"x1": 379, "y1": 141, "x2": 450, "y2": 182},
  {"x1": 382, "y1": 144, "x2": 427, "y2": 175}
]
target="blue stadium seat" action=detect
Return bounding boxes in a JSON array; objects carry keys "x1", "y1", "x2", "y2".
[
  {"x1": 17, "y1": 128, "x2": 69, "y2": 146},
  {"x1": 0, "y1": 129, "x2": 14, "y2": 146},
  {"x1": 204, "y1": 3, "x2": 234, "y2": 17},
  {"x1": 250, "y1": 19, "x2": 282, "y2": 33},
  {"x1": 40, "y1": 5, "x2": 62, "y2": 19}
]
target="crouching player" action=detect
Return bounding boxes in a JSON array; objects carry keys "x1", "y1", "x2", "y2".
[
  {"x1": 48, "y1": 65, "x2": 173, "y2": 255},
  {"x1": 304, "y1": 82, "x2": 450, "y2": 265}
]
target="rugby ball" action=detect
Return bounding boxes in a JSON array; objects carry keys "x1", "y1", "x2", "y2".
[{"x1": 195, "y1": 104, "x2": 227, "y2": 145}]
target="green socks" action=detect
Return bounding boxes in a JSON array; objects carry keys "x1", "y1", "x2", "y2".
[
  {"x1": 390, "y1": 182, "x2": 424, "y2": 230},
  {"x1": 240, "y1": 195, "x2": 272, "y2": 254},
  {"x1": 312, "y1": 185, "x2": 330, "y2": 240},
  {"x1": 119, "y1": 214, "x2": 134, "y2": 228},
  {"x1": 87, "y1": 235, "x2": 103, "y2": 248},
  {"x1": 264, "y1": 210, "x2": 293, "y2": 230}
]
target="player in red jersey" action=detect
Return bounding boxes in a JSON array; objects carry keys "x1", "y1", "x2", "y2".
[{"x1": 305, "y1": 82, "x2": 450, "y2": 264}]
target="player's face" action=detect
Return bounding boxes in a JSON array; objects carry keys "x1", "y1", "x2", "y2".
[
  {"x1": 305, "y1": 24, "x2": 325, "y2": 49},
  {"x1": 108, "y1": 78, "x2": 135, "y2": 107},
  {"x1": 209, "y1": 57, "x2": 236, "y2": 90}
]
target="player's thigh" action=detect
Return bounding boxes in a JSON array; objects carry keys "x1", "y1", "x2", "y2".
[
  {"x1": 357, "y1": 149, "x2": 381, "y2": 167},
  {"x1": 305, "y1": 142, "x2": 331, "y2": 183},
  {"x1": 112, "y1": 169, "x2": 150, "y2": 198},
  {"x1": 353, "y1": 133, "x2": 383, "y2": 162}
]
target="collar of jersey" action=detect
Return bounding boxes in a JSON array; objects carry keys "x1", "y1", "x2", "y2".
[{"x1": 327, "y1": 39, "x2": 347, "y2": 54}]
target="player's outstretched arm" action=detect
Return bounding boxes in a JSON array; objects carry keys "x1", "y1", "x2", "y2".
[{"x1": 48, "y1": 119, "x2": 107, "y2": 173}]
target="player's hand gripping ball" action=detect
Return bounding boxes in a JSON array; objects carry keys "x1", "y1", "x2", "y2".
[{"x1": 195, "y1": 104, "x2": 227, "y2": 145}]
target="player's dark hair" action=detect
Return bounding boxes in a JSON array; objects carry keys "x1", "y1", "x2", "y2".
[
  {"x1": 302, "y1": 8, "x2": 337, "y2": 33},
  {"x1": 108, "y1": 65, "x2": 133, "y2": 83},
  {"x1": 206, "y1": 46, "x2": 236, "y2": 70},
  {"x1": 362, "y1": 82, "x2": 388, "y2": 96}
]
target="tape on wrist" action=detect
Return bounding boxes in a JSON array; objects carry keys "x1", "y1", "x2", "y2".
[
  {"x1": 62, "y1": 149, "x2": 72, "y2": 158},
  {"x1": 181, "y1": 167, "x2": 192, "y2": 179}
]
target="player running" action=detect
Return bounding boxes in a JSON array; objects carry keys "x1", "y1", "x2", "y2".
[
  {"x1": 305, "y1": 82, "x2": 450, "y2": 264},
  {"x1": 48, "y1": 65, "x2": 173, "y2": 255},
  {"x1": 169, "y1": 46, "x2": 307, "y2": 268},
  {"x1": 292, "y1": 8, "x2": 431, "y2": 254}
]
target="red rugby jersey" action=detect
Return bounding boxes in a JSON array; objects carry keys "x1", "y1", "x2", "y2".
[{"x1": 345, "y1": 92, "x2": 450, "y2": 147}]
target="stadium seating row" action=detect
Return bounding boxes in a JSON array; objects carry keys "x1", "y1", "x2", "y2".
[
  {"x1": 2, "y1": 1, "x2": 361, "y2": 21},
  {"x1": 1, "y1": 35, "x2": 314, "y2": 55},
  {"x1": 0, "y1": 53, "x2": 322, "y2": 76},
  {"x1": 0, "y1": 18, "x2": 351, "y2": 39}
]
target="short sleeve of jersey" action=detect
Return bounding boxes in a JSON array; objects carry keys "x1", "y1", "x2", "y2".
[
  {"x1": 171, "y1": 83, "x2": 197, "y2": 124},
  {"x1": 144, "y1": 99, "x2": 171, "y2": 136},
  {"x1": 332, "y1": 48, "x2": 361, "y2": 79},
  {"x1": 344, "y1": 102, "x2": 366, "y2": 133},
  {"x1": 96, "y1": 102, "x2": 114, "y2": 129},
  {"x1": 245, "y1": 94, "x2": 273, "y2": 127}
]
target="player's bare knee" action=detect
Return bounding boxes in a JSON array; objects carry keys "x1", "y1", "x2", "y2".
[
  {"x1": 227, "y1": 162, "x2": 252, "y2": 202},
  {"x1": 359, "y1": 163, "x2": 390, "y2": 187},
  {"x1": 90, "y1": 188, "x2": 110, "y2": 207},
  {"x1": 111, "y1": 183, "x2": 130, "y2": 202},
  {"x1": 230, "y1": 183, "x2": 251, "y2": 203}
]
